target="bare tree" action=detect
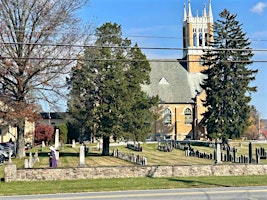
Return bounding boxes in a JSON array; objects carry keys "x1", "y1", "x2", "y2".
[{"x1": 0, "y1": 0, "x2": 90, "y2": 157}]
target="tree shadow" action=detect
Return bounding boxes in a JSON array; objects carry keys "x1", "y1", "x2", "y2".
[{"x1": 167, "y1": 177, "x2": 231, "y2": 187}]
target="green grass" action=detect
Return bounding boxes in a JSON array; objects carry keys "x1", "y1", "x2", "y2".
[
  {"x1": 0, "y1": 175, "x2": 267, "y2": 196},
  {"x1": 0, "y1": 140, "x2": 267, "y2": 196}
]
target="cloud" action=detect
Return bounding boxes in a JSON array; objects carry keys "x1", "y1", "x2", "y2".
[{"x1": 251, "y1": 2, "x2": 267, "y2": 14}]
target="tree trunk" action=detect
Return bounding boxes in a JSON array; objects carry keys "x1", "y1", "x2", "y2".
[
  {"x1": 102, "y1": 136, "x2": 110, "y2": 156},
  {"x1": 16, "y1": 123, "x2": 26, "y2": 158}
]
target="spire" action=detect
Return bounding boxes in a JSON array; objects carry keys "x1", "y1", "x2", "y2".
[
  {"x1": 208, "y1": 0, "x2": 213, "y2": 21},
  {"x1": 203, "y1": 3, "x2": 207, "y2": 17},
  {"x1": 188, "y1": 0, "x2": 192, "y2": 18},
  {"x1": 183, "y1": 3, "x2": 187, "y2": 21}
]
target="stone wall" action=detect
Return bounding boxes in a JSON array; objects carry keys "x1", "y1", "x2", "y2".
[{"x1": 4, "y1": 164, "x2": 267, "y2": 182}]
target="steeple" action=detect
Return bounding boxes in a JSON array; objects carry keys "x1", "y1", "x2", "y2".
[
  {"x1": 203, "y1": 3, "x2": 207, "y2": 17},
  {"x1": 183, "y1": 3, "x2": 187, "y2": 21},
  {"x1": 188, "y1": 0, "x2": 192, "y2": 18},
  {"x1": 208, "y1": 0, "x2": 213, "y2": 21},
  {"x1": 182, "y1": 0, "x2": 214, "y2": 73}
]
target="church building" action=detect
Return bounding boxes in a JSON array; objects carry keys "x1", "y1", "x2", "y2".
[{"x1": 142, "y1": 0, "x2": 213, "y2": 140}]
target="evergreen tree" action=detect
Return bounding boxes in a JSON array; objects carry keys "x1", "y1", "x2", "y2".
[
  {"x1": 66, "y1": 58, "x2": 95, "y2": 143},
  {"x1": 201, "y1": 9, "x2": 257, "y2": 140},
  {"x1": 67, "y1": 22, "x2": 158, "y2": 155}
]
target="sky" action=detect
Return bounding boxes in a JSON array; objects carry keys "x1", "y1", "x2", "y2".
[{"x1": 73, "y1": 0, "x2": 267, "y2": 118}]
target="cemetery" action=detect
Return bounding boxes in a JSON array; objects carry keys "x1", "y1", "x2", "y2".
[{"x1": 2, "y1": 131, "x2": 267, "y2": 182}]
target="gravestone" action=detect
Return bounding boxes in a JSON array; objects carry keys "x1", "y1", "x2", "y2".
[
  {"x1": 55, "y1": 129, "x2": 59, "y2": 150},
  {"x1": 29, "y1": 152, "x2": 33, "y2": 168},
  {"x1": 34, "y1": 152, "x2": 39, "y2": 163},
  {"x1": 99, "y1": 139, "x2": 103, "y2": 151},
  {"x1": 233, "y1": 147, "x2": 237, "y2": 163},
  {"x1": 78, "y1": 145, "x2": 86, "y2": 167},
  {"x1": 42, "y1": 141, "x2": 45, "y2": 148},
  {"x1": 249, "y1": 142, "x2": 252, "y2": 163},
  {"x1": 55, "y1": 150, "x2": 59, "y2": 161},
  {"x1": 24, "y1": 159, "x2": 29, "y2": 168},
  {"x1": 8, "y1": 150, "x2": 12, "y2": 164},
  {"x1": 215, "y1": 142, "x2": 222, "y2": 164},
  {"x1": 72, "y1": 139, "x2": 76, "y2": 148}
]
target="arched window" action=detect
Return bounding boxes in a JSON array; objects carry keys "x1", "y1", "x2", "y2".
[
  {"x1": 199, "y1": 33, "x2": 203, "y2": 46},
  {"x1": 164, "y1": 108, "x2": 172, "y2": 125},
  {"x1": 193, "y1": 33, "x2": 197, "y2": 47},
  {"x1": 205, "y1": 33, "x2": 208, "y2": 46},
  {"x1": 184, "y1": 108, "x2": 192, "y2": 124}
]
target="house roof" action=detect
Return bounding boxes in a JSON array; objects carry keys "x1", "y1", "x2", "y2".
[{"x1": 142, "y1": 61, "x2": 205, "y2": 103}]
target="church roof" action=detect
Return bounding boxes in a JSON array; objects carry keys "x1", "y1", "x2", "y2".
[{"x1": 142, "y1": 61, "x2": 205, "y2": 104}]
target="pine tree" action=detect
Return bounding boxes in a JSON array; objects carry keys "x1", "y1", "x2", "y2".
[
  {"x1": 67, "y1": 22, "x2": 158, "y2": 155},
  {"x1": 66, "y1": 59, "x2": 94, "y2": 142},
  {"x1": 201, "y1": 9, "x2": 258, "y2": 140}
]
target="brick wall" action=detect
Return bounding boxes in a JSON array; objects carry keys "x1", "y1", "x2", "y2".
[{"x1": 4, "y1": 164, "x2": 267, "y2": 182}]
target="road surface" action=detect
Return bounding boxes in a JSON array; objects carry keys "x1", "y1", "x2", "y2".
[{"x1": 1, "y1": 186, "x2": 267, "y2": 200}]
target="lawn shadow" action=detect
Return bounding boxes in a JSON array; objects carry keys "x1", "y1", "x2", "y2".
[{"x1": 167, "y1": 177, "x2": 231, "y2": 187}]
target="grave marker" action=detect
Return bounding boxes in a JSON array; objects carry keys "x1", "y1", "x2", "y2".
[{"x1": 55, "y1": 129, "x2": 59, "y2": 150}]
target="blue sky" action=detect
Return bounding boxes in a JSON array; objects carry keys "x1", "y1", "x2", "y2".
[{"x1": 76, "y1": 0, "x2": 267, "y2": 118}]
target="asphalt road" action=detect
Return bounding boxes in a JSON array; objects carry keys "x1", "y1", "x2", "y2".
[{"x1": 1, "y1": 186, "x2": 267, "y2": 200}]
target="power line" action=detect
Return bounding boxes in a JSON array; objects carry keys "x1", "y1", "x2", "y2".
[
  {"x1": 0, "y1": 42, "x2": 267, "y2": 52},
  {"x1": 0, "y1": 56, "x2": 266, "y2": 63},
  {"x1": 8, "y1": 29, "x2": 267, "y2": 42}
]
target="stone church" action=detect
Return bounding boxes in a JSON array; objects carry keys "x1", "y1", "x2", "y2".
[{"x1": 142, "y1": 0, "x2": 213, "y2": 141}]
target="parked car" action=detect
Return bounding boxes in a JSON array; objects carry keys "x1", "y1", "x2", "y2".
[
  {"x1": 0, "y1": 142, "x2": 16, "y2": 157},
  {"x1": 0, "y1": 149, "x2": 9, "y2": 163},
  {"x1": 0, "y1": 153, "x2": 5, "y2": 164}
]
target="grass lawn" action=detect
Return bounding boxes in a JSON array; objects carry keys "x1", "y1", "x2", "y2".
[
  {"x1": 0, "y1": 140, "x2": 267, "y2": 196},
  {"x1": 1, "y1": 175, "x2": 267, "y2": 196}
]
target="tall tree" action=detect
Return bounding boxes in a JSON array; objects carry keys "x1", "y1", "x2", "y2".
[
  {"x1": 67, "y1": 22, "x2": 158, "y2": 155},
  {"x1": 201, "y1": 9, "x2": 258, "y2": 140},
  {"x1": 0, "y1": 0, "x2": 90, "y2": 157},
  {"x1": 243, "y1": 106, "x2": 264, "y2": 140}
]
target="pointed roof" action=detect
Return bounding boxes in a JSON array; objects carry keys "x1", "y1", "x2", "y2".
[
  {"x1": 183, "y1": 3, "x2": 187, "y2": 21},
  {"x1": 208, "y1": 0, "x2": 213, "y2": 21},
  {"x1": 142, "y1": 61, "x2": 205, "y2": 103},
  {"x1": 188, "y1": 0, "x2": 192, "y2": 18},
  {"x1": 203, "y1": 3, "x2": 207, "y2": 17}
]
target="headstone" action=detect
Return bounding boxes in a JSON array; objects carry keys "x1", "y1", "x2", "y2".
[
  {"x1": 72, "y1": 139, "x2": 76, "y2": 148},
  {"x1": 24, "y1": 159, "x2": 29, "y2": 168},
  {"x1": 256, "y1": 148, "x2": 260, "y2": 164},
  {"x1": 55, "y1": 150, "x2": 59, "y2": 161},
  {"x1": 226, "y1": 148, "x2": 230, "y2": 162},
  {"x1": 42, "y1": 141, "x2": 45, "y2": 148},
  {"x1": 34, "y1": 152, "x2": 39, "y2": 163},
  {"x1": 215, "y1": 142, "x2": 222, "y2": 164},
  {"x1": 78, "y1": 145, "x2": 86, "y2": 167},
  {"x1": 233, "y1": 147, "x2": 237, "y2": 163},
  {"x1": 99, "y1": 139, "x2": 103, "y2": 151},
  {"x1": 55, "y1": 129, "x2": 59, "y2": 150},
  {"x1": 249, "y1": 142, "x2": 252, "y2": 163},
  {"x1": 8, "y1": 150, "x2": 12, "y2": 164},
  {"x1": 29, "y1": 152, "x2": 33, "y2": 168},
  {"x1": 143, "y1": 157, "x2": 147, "y2": 165}
]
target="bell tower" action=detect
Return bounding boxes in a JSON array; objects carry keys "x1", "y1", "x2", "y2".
[{"x1": 182, "y1": 0, "x2": 213, "y2": 73}]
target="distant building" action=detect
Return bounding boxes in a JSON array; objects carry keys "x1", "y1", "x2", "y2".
[
  {"x1": 142, "y1": 1, "x2": 213, "y2": 140},
  {"x1": 39, "y1": 112, "x2": 66, "y2": 127}
]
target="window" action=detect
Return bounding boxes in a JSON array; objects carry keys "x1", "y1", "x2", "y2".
[
  {"x1": 199, "y1": 33, "x2": 203, "y2": 46},
  {"x1": 193, "y1": 33, "x2": 197, "y2": 46},
  {"x1": 184, "y1": 108, "x2": 192, "y2": 124},
  {"x1": 199, "y1": 58, "x2": 204, "y2": 66},
  {"x1": 205, "y1": 33, "x2": 208, "y2": 46},
  {"x1": 164, "y1": 108, "x2": 172, "y2": 125}
]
